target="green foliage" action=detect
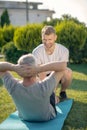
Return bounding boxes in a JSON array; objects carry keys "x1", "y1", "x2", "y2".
[
  {"x1": 55, "y1": 21, "x2": 87, "y2": 63},
  {"x1": 43, "y1": 14, "x2": 86, "y2": 27},
  {"x1": 81, "y1": 38, "x2": 87, "y2": 63},
  {"x1": 14, "y1": 24, "x2": 42, "y2": 52},
  {"x1": 2, "y1": 25, "x2": 15, "y2": 43},
  {"x1": 0, "y1": 28, "x2": 5, "y2": 52},
  {"x1": 0, "y1": 78, "x2": 3, "y2": 86},
  {"x1": 0, "y1": 25, "x2": 16, "y2": 53},
  {"x1": 43, "y1": 18, "x2": 61, "y2": 26},
  {"x1": 61, "y1": 14, "x2": 86, "y2": 26},
  {"x1": 0, "y1": 9, "x2": 10, "y2": 27},
  {"x1": 2, "y1": 41, "x2": 28, "y2": 63}
]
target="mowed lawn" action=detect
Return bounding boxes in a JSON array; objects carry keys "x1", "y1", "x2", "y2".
[{"x1": 0, "y1": 61, "x2": 87, "y2": 130}]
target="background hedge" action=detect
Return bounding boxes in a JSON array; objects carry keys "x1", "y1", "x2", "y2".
[
  {"x1": 0, "y1": 20, "x2": 87, "y2": 64},
  {"x1": 55, "y1": 21, "x2": 87, "y2": 63},
  {"x1": 14, "y1": 24, "x2": 42, "y2": 52}
]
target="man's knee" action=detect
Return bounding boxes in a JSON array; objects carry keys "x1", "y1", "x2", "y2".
[
  {"x1": 65, "y1": 68, "x2": 72, "y2": 80},
  {"x1": 60, "y1": 68, "x2": 72, "y2": 84}
]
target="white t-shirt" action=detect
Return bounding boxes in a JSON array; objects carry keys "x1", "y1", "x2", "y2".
[{"x1": 32, "y1": 43, "x2": 69, "y2": 65}]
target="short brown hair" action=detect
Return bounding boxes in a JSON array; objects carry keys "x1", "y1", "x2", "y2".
[{"x1": 41, "y1": 25, "x2": 56, "y2": 35}]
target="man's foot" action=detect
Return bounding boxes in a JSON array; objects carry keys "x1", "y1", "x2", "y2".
[{"x1": 59, "y1": 91, "x2": 67, "y2": 102}]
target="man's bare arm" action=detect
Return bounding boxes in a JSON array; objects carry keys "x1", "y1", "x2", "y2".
[
  {"x1": 19, "y1": 61, "x2": 67, "y2": 77},
  {"x1": 37, "y1": 62, "x2": 67, "y2": 80},
  {"x1": 38, "y1": 62, "x2": 66, "y2": 73},
  {"x1": 0, "y1": 62, "x2": 16, "y2": 71},
  {"x1": 0, "y1": 62, "x2": 24, "y2": 75},
  {"x1": 0, "y1": 61, "x2": 66, "y2": 77}
]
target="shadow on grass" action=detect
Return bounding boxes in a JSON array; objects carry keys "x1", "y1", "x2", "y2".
[
  {"x1": 63, "y1": 100, "x2": 87, "y2": 130},
  {"x1": 69, "y1": 63, "x2": 87, "y2": 75},
  {"x1": 69, "y1": 79, "x2": 87, "y2": 91},
  {"x1": 0, "y1": 78, "x2": 3, "y2": 87}
]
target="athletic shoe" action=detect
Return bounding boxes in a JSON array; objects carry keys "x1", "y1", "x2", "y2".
[{"x1": 59, "y1": 91, "x2": 67, "y2": 101}]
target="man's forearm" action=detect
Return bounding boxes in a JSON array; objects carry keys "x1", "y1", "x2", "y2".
[
  {"x1": 37, "y1": 62, "x2": 67, "y2": 73},
  {"x1": 0, "y1": 62, "x2": 16, "y2": 72}
]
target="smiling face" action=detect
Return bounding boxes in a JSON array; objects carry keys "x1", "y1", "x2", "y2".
[
  {"x1": 41, "y1": 26, "x2": 57, "y2": 50},
  {"x1": 42, "y1": 33, "x2": 57, "y2": 49}
]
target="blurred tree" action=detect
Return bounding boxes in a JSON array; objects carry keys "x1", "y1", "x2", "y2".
[{"x1": 0, "y1": 9, "x2": 10, "y2": 27}]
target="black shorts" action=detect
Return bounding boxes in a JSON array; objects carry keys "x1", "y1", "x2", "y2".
[
  {"x1": 47, "y1": 73, "x2": 61, "y2": 84},
  {"x1": 47, "y1": 74, "x2": 57, "y2": 114},
  {"x1": 50, "y1": 92, "x2": 57, "y2": 115}
]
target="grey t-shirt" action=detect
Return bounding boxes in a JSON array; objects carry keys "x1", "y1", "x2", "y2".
[{"x1": 2, "y1": 73, "x2": 56, "y2": 122}]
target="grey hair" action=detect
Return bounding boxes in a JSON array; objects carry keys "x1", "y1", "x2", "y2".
[{"x1": 18, "y1": 54, "x2": 37, "y2": 66}]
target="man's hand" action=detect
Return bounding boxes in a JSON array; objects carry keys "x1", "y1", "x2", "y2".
[{"x1": 14, "y1": 64, "x2": 38, "y2": 77}]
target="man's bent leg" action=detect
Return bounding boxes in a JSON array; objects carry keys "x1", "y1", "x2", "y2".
[{"x1": 59, "y1": 68, "x2": 72, "y2": 100}]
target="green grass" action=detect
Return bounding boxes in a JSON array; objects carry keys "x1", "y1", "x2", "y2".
[
  {"x1": 0, "y1": 63, "x2": 87, "y2": 130},
  {"x1": 63, "y1": 64, "x2": 87, "y2": 130}
]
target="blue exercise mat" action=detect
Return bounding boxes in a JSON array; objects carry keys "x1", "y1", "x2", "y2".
[{"x1": 0, "y1": 99, "x2": 73, "y2": 130}]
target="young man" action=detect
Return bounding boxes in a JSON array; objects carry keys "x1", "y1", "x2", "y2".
[
  {"x1": 0, "y1": 54, "x2": 66, "y2": 122},
  {"x1": 32, "y1": 25, "x2": 72, "y2": 101}
]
